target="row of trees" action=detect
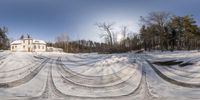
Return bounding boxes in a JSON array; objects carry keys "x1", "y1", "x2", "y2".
[
  {"x1": 91, "y1": 12, "x2": 200, "y2": 53},
  {"x1": 53, "y1": 12, "x2": 200, "y2": 53},
  {"x1": 0, "y1": 27, "x2": 9, "y2": 50},
  {"x1": 139, "y1": 12, "x2": 200, "y2": 51},
  {"x1": 52, "y1": 23, "x2": 142, "y2": 53},
  {"x1": 2, "y1": 11, "x2": 200, "y2": 53},
  {"x1": 49, "y1": 33, "x2": 108, "y2": 53}
]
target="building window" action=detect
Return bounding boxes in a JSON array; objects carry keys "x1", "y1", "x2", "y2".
[
  {"x1": 28, "y1": 40, "x2": 30, "y2": 45},
  {"x1": 12, "y1": 46, "x2": 14, "y2": 49},
  {"x1": 15, "y1": 46, "x2": 17, "y2": 48},
  {"x1": 34, "y1": 45, "x2": 36, "y2": 49},
  {"x1": 42, "y1": 46, "x2": 44, "y2": 49},
  {"x1": 23, "y1": 40, "x2": 25, "y2": 43},
  {"x1": 38, "y1": 45, "x2": 40, "y2": 49},
  {"x1": 23, "y1": 45, "x2": 25, "y2": 49}
]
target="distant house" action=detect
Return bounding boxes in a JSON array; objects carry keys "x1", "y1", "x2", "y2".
[
  {"x1": 10, "y1": 35, "x2": 46, "y2": 52},
  {"x1": 46, "y1": 47, "x2": 63, "y2": 52}
]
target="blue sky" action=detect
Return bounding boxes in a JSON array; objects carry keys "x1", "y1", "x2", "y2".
[{"x1": 0, "y1": 0, "x2": 200, "y2": 42}]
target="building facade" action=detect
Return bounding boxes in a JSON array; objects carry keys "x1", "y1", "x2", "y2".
[{"x1": 11, "y1": 36, "x2": 46, "y2": 52}]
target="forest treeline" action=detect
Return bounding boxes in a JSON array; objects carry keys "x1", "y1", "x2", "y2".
[
  {"x1": 139, "y1": 12, "x2": 200, "y2": 51},
  {"x1": 2, "y1": 11, "x2": 200, "y2": 53},
  {"x1": 52, "y1": 12, "x2": 200, "y2": 53},
  {"x1": 0, "y1": 27, "x2": 9, "y2": 50}
]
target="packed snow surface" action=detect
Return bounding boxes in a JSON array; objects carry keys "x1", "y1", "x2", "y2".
[{"x1": 0, "y1": 51, "x2": 200, "y2": 100}]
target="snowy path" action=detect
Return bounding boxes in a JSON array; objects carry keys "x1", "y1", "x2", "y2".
[
  {"x1": 0, "y1": 51, "x2": 200, "y2": 99},
  {"x1": 32, "y1": 55, "x2": 155, "y2": 100}
]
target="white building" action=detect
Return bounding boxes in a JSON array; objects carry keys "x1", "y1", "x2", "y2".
[
  {"x1": 46, "y1": 47, "x2": 63, "y2": 52},
  {"x1": 11, "y1": 36, "x2": 46, "y2": 52}
]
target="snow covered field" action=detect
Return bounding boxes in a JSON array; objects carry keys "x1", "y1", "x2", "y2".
[{"x1": 0, "y1": 51, "x2": 200, "y2": 100}]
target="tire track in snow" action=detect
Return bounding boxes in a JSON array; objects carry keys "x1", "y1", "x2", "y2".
[
  {"x1": 55, "y1": 62, "x2": 140, "y2": 97},
  {"x1": 62, "y1": 55, "x2": 112, "y2": 67},
  {"x1": 156, "y1": 65, "x2": 200, "y2": 79},
  {"x1": 145, "y1": 58, "x2": 200, "y2": 88},
  {"x1": 58, "y1": 57, "x2": 133, "y2": 77},
  {"x1": 0, "y1": 52, "x2": 11, "y2": 60},
  {"x1": 0, "y1": 59, "x2": 47, "y2": 79},
  {"x1": 52, "y1": 56, "x2": 156, "y2": 100},
  {"x1": 57, "y1": 57, "x2": 137, "y2": 87},
  {"x1": 33, "y1": 56, "x2": 146, "y2": 100},
  {"x1": 0, "y1": 58, "x2": 50, "y2": 88},
  {"x1": 8, "y1": 55, "x2": 156, "y2": 100}
]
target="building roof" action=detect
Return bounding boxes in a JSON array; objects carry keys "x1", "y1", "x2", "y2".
[
  {"x1": 33, "y1": 40, "x2": 46, "y2": 45},
  {"x1": 11, "y1": 39, "x2": 46, "y2": 45},
  {"x1": 11, "y1": 40, "x2": 22, "y2": 45}
]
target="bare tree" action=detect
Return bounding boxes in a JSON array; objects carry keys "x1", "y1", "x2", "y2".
[
  {"x1": 120, "y1": 26, "x2": 128, "y2": 47},
  {"x1": 55, "y1": 33, "x2": 70, "y2": 52},
  {"x1": 96, "y1": 22, "x2": 115, "y2": 47}
]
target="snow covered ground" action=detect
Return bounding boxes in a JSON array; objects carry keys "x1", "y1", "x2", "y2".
[{"x1": 0, "y1": 51, "x2": 200, "y2": 100}]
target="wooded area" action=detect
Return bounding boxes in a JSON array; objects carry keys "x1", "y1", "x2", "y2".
[
  {"x1": 139, "y1": 12, "x2": 200, "y2": 51},
  {"x1": 0, "y1": 27, "x2": 9, "y2": 50},
  {"x1": 2, "y1": 11, "x2": 200, "y2": 53}
]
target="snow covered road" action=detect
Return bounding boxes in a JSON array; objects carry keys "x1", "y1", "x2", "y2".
[{"x1": 0, "y1": 51, "x2": 200, "y2": 100}]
